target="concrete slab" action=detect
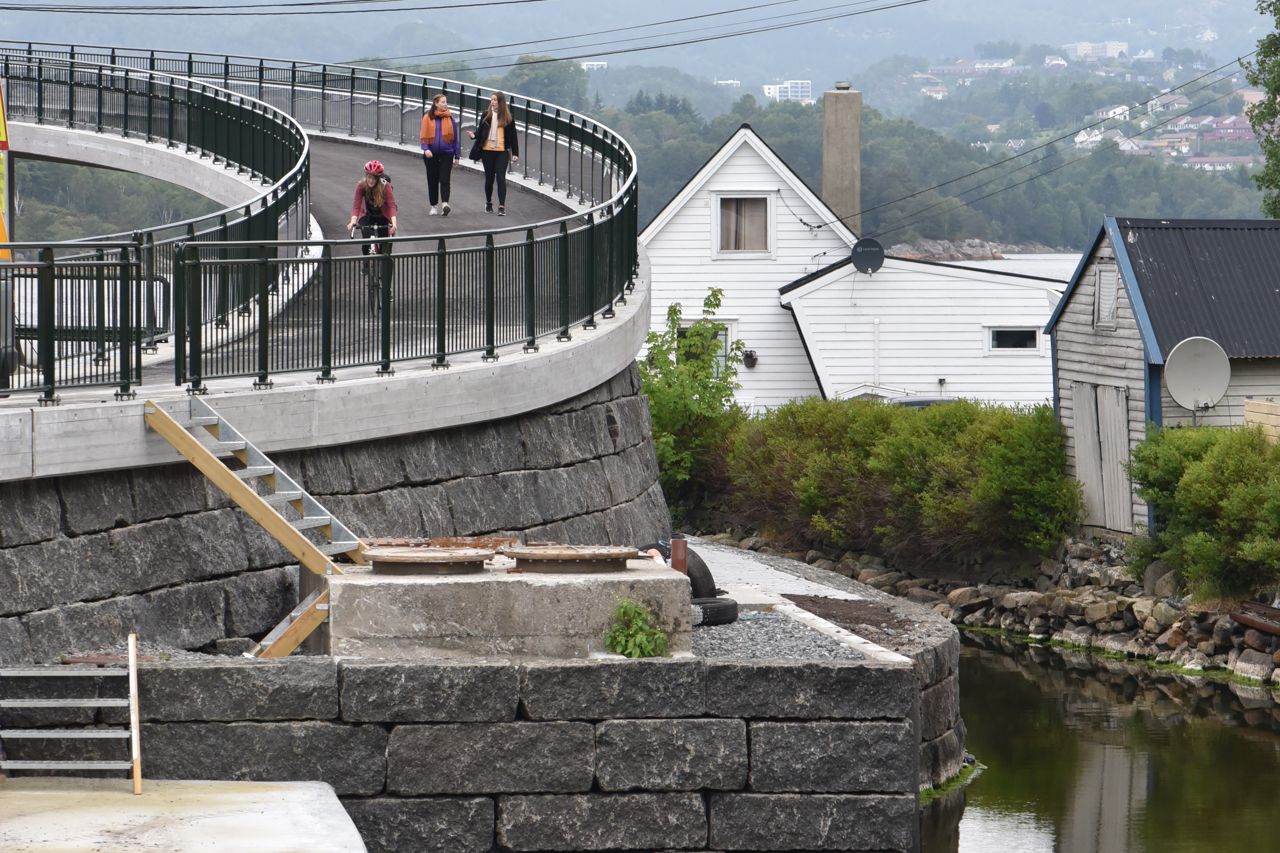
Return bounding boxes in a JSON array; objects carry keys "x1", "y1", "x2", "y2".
[
  {"x1": 329, "y1": 560, "x2": 692, "y2": 659},
  {"x1": 0, "y1": 778, "x2": 366, "y2": 853}
]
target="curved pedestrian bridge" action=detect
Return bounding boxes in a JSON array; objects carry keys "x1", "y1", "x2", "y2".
[{"x1": 0, "y1": 42, "x2": 640, "y2": 407}]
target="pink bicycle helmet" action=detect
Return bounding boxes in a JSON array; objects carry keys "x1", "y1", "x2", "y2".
[{"x1": 364, "y1": 160, "x2": 385, "y2": 175}]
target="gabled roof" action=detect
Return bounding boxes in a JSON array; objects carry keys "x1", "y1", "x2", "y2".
[
  {"x1": 1048, "y1": 217, "x2": 1280, "y2": 362},
  {"x1": 638, "y1": 123, "x2": 858, "y2": 247},
  {"x1": 779, "y1": 253, "x2": 1067, "y2": 304}
]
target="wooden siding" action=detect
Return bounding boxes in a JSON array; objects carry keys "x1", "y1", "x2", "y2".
[
  {"x1": 788, "y1": 263, "x2": 1059, "y2": 405},
  {"x1": 1245, "y1": 398, "x2": 1280, "y2": 442},
  {"x1": 1161, "y1": 358, "x2": 1280, "y2": 428},
  {"x1": 1053, "y1": 241, "x2": 1149, "y2": 532},
  {"x1": 644, "y1": 140, "x2": 850, "y2": 410}
]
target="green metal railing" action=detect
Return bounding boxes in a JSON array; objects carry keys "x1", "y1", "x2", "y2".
[{"x1": 0, "y1": 42, "x2": 638, "y2": 400}]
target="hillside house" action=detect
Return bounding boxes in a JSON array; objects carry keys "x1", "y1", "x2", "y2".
[
  {"x1": 778, "y1": 256, "x2": 1070, "y2": 406},
  {"x1": 640, "y1": 123, "x2": 1080, "y2": 412},
  {"x1": 1046, "y1": 218, "x2": 1280, "y2": 533}
]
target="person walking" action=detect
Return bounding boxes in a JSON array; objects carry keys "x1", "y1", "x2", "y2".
[
  {"x1": 419, "y1": 93, "x2": 460, "y2": 216},
  {"x1": 467, "y1": 91, "x2": 519, "y2": 215}
]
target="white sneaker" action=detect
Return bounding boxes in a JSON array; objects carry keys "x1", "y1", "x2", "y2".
[{"x1": 429, "y1": 206, "x2": 439, "y2": 216}]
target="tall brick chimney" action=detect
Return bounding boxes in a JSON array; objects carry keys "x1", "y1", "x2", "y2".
[{"x1": 822, "y1": 82, "x2": 862, "y2": 237}]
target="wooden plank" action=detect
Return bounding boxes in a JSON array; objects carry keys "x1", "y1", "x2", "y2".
[
  {"x1": 1073, "y1": 382, "x2": 1106, "y2": 527},
  {"x1": 258, "y1": 591, "x2": 330, "y2": 659},
  {"x1": 1098, "y1": 385, "x2": 1135, "y2": 533},
  {"x1": 143, "y1": 402, "x2": 342, "y2": 579},
  {"x1": 128, "y1": 633, "x2": 142, "y2": 796}
]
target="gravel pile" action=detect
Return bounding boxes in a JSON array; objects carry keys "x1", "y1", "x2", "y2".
[{"x1": 692, "y1": 611, "x2": 865, "y2": 661}]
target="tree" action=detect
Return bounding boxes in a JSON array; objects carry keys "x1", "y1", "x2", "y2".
[
  {"x1": 499, "y1": 56, "x2": 588, "y2": 111},
  {"x1": 638, "y1": 288, "x2": 744, "y2": 514},
  {"x1": 1245, "y1": 1, "x2": 1280, "y2": 217}
]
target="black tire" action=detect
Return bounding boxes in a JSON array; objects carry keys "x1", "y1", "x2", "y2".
[
  {"x1": 686, "y1": 549, "x2": 717, "y2": 599},
  {"x1": 692, "y1": 596, "x2": 738, "y2": 626}
]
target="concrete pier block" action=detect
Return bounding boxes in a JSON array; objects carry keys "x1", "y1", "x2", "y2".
[{"x1": 328, "y1": 562, "x2": 692, "y2": 659}]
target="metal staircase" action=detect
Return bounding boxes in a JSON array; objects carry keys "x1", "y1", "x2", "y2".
[
  {"x1": 143, "y1": 397, "x2": 366, "y2": 658},
  {"x1": 0, "y1": 634, "x2": 143, "y2": 793}
]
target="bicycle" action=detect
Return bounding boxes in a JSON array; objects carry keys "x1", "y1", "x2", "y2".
[{"x1": 351, "y1": 222, "x2": 392, "y2": 318}]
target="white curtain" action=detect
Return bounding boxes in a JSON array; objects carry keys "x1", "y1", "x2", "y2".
[{"x1": 720, "y1": 198, "x2": 768, "y2": 251}]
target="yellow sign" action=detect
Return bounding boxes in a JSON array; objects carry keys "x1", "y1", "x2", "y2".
[{"x1": 0, "y1": 83, "x2": 8, "y2": 261}]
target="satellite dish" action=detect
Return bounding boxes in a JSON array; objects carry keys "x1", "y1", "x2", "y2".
[
  {"x1": 851, "y1": 238, "x2": 884, "y2": 274},
  {"x1": 1165, "y1": 336, "x2": 1230, "y2": 411}
]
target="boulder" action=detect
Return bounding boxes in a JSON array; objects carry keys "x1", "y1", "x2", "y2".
[
  {"x1": 804, "y1": 550, "x2": 826, "y2": 565},
  {"x1": 1156, "y1": 626, "x2": 1186, "y2": 650},
  {"x1": 1142, "y1": 560, "x2": 1174, "y2": 596},
  {"x1": 1083, "y1": 601, "x2": 1116, "y2": 625},
  {"x1": 1152, "y1": 601, "x2": 1181, "y2": 630},
  {"x1": 1244, "y1": 629, "x2": 1273, "y2": 654},
  {"x1": 905, "y1": 587, "x2": 944, "y2": 606},
  {"x1": 738, "y1": 537, "x2": 764, "y2": 551},
  {"x1": 1153, "y1": 571, "x2": 1180, "y2": 599},
  {"x1": 1233, "y1": 649, "x2": 1276, "y2": 683},
  {"x1": 1131, "y1": 598, "x2": 1156, "y2": 624}
]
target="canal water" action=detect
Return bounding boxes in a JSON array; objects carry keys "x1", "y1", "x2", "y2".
[{"x1": 923, "y1": 634, "x2": 1280, "y2": 853}]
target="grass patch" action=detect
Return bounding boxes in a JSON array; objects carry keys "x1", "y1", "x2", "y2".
[{"x1": 919, "y1": 759, "x2": 984, "y2": 805}]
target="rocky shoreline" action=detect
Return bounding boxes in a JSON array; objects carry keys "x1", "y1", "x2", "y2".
[{"x1": 703, "y1": 534, "x2": 1280, "y2": 688}]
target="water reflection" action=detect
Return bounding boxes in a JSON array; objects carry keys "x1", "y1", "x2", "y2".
[{"x1": 923, "y1": 634, "x2": 1280, "y2": 853}]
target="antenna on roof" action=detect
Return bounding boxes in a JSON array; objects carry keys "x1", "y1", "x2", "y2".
[
  {"x1": 1165, "y1": 336, "x2": 1231, "y2": 425},
  {"x1": 851, "y1": 237, "x2": 884, "y2": 274}
]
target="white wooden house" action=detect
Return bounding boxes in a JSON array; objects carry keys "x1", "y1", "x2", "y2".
[
  {"x1": 1046, "y1": 217, "x2": 1280, "y2": 534},
  {"x1": 639, "y1": 124, "x2": 858, "y2": 411},
  {"x1": 779, "y1": 256, "x2": 1070, "y2": 405}
]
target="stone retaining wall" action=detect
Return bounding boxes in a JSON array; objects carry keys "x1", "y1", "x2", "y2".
[
  {"x1": 1, "y1": 656, "x2": 921, "y2": 853},
  {"x1": 0, "y1": 366, "x2": 670, "y2": 663}
]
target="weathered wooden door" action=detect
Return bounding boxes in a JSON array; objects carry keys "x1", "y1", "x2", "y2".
[{"x1": 1072, "y1": 382, "x2": 1134, "y2": 532}]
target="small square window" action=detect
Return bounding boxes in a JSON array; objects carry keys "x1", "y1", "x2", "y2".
[
  {"x1": 991, "y1": 328, "x2": 1038, "y2": 349},
  {"x1": 719, "y1": 197, "x2": 769, "y2": 252}
]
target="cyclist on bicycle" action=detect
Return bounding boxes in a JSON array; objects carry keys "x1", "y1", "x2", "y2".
[{"x1": 347, "y1": 160, "x2": 398, "y2": 254}]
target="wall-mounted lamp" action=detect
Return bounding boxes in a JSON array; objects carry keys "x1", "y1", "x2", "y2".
[
  {"x1": 937, "y1": 377, "x2": 946, "y2": 389},
  {"x1": 743, "y1": 350, "x2": 759, "y2": 369}
]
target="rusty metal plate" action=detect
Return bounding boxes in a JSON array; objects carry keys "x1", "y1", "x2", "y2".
[
  {"x1": 502, "y1": 544, "x2": 641, "y2": 574},
  {"x1": 365, "y1": 546, "x2": 495, "y2": 576}
]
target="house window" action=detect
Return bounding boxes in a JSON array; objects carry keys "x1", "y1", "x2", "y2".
[
  {"x1": 678, "y1": 319, "x2": 737, "y2": 374},
  {"x1": 717, "y1": 196, "x2": 770, "y2": 253},
  {"x1": 989, "y1": 328, "x2": 1039, "y2": 351},
  {"x1": 1094, "y1": 264, "x2": 1118, "y2": 329}
]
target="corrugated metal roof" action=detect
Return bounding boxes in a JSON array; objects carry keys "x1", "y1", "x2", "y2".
[{"x1": 1117, "y1": 217, "x2": 1280, "y2": 358}]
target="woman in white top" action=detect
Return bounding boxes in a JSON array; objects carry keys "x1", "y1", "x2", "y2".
[{"x1": 467, "y1": 91, "x2": 520, "y2": 215}]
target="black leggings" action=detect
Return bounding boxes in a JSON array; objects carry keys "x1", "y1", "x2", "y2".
[
  {"x1": 423, "y1": 153, "x2": 453, "y2": 205},
  {"x1": 480, "y1": 150, "x2": 510, "y2": 206},
  {"x1": 357, "y1": 216, "x2": 390, "y2": 256}
]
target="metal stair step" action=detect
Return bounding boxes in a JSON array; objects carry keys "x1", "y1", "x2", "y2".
[
  {"x1": 1, "y1": 760, "x2": 133, "y2": 771},
  {"x1": 0, "y1": 668, "x2": 127, "y2": 677},
  {"x1": 264, "y1": 491, "x2": 304, "y2": 506},
  {"x1": 208, "y1": 440, "x2": 248, "y2": 454},
  {"x1": 0, "y1": 698, "x2": 130, "y2": 708},
  {"x1": 234, "y1": 465, "x2": 276, "y2": 480},
  {"x1": 184, "y1": 415, "x2": 220, "y2": 428},
  {"x1": 0, "y1": 728, "x2": 131, "y2": 739},
  {"x1": 318, "y1": 540, "x2": 361, "y2": 556},
  {"x1": 290, "y1": 515, "x2": 332, "y2": 532}
]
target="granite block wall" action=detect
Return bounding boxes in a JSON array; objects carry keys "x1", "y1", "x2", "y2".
[
  {"x1": 0, "y1": 365, "x2": 670, "y2": 663},
  {"x1": 0, "y1": 656, "x2": 921, "y2": 853}
]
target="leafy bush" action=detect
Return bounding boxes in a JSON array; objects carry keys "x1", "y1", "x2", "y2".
[
  {"x1": 1130, "y1": 425, "x2": 1280, "y2": 600},
  {"x1": 724, "y1": 399, "x2": 1080, "y2": 565},
  {"x1": 639, "y1": 287, "x2": 745, "y2": 515},
  {"x1": 604, "y1": 599, "x2": 670, "y2": 659}
]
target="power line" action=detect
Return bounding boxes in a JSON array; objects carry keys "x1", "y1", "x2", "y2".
[
  {"x1": 443, "y1": 0, "x2": 936, "y2": 74},
  {"x1": 361, "y1": 0, "x2": 812, "y2": 65},
  {"x1": 0, "y1": 0, "x2": 552, "y2": 15},
  {"x1": 867, "y1": 84, "x2": 1244, "y2": 244}
]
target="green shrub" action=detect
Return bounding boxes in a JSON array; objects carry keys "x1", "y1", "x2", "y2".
[
  {"x1": 1130, "y1": 425, "x2": 1280, "y2": 599},
  {"x1": 724, "y1": 399, "x2": 1081, "y2": 565},
  {"x1": 604, "y1": 599, "x2": 670, "y2": 659},
  {"x1": 639, "y1": 287, "x2": 745, "y2": 517}
]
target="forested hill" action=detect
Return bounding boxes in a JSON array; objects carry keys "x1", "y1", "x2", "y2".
[{"x1": 597, "y1": 94, "x2": 1263, "y2": 251}]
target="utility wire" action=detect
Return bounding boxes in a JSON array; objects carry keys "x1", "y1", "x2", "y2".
[
  {"x1": 867, "y1": 85, "x2": 1243, "y2": 244},
  {"x1": 0, "y1": 0, "x2": 553, "y2": 14}
]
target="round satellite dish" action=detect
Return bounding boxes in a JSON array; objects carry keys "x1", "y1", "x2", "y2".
[
  {"x1": 1165, "y1": 336, "x2": 1230, "y2": 411},
  {"x1": 851, "y1": 238, "x2": 884, "y2": 274}
]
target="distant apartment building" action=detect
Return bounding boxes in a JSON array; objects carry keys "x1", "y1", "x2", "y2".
[
  {"x1": 714, "y1": 79, "x2": 742, "y2": 88},
  {"x1": 580, "y1": 61, "x2": 608, "y2": 71},
  {"x1": 762, "y1": 80, "x2": 813, "y2": 104},
  {"x1": 1061, "y1": 41, "x2": 1129, "y2": 61}
]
